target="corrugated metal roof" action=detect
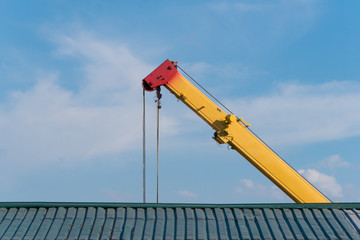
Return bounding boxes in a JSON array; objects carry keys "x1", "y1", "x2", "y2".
[{"x1": 0, "y1": 202, "x2": 360, "y2": 239}]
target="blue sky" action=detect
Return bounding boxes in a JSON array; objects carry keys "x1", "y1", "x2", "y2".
[{"x1": 1, "y1": 0, "x2": 360, "y2": 203}]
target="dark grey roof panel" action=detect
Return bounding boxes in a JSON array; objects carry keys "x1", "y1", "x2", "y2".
[
  {"x1": 344, "y1": 209, "x2": 360, "y2": 237},
  {"x1": 0, "y1": 203, "x2": 360, "y2": 239}
]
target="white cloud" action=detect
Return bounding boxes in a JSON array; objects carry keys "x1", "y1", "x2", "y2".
[
  {"x1": 209, "y1": 2, "x2": 266, "y2": 12},
  {"x1": 316, "y1": 154, "x2": 350, "y2": 168},
  {"x1": 52, "y1": 31, "x2": 152, "y2": 102},
  {"x1": 228, "y1": 81, "x2": 360, "y2": 146},
  {"x1": 178, "y1": 190, "x2": 198, "y2": 199},
  {"x1": 180, "y1": 62, "x2": 211, "y2": 75},
  {"x1": 209, "y1": 0, "x2": 318, "y2": 17},
  {"x1": 0, "y1": 31, "x2": 179, "y2": 171},
  {"x1": 104, "y1": 189, "x2": 133, "y2": 202},
  {"x1": 241, "y1": 179, "x2": 255, "y2": 188},
  {"x1": 208, "y1": 0, "x2": 321, "y2": 48},
  {"x1": 235, "y1": 179, "x2": 288, "y2": 201},
  {"x1": 298, "y1": 169, "x2": 342, "y2": 198},
  {"x1": 1, "y1": 78, "x2": 139, "y2": 164},
  {"x1": 180, "y1": 61, "x2": 250, "y2": 82}
]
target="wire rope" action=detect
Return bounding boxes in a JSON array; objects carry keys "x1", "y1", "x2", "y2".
[
  {"x1": 156, "y1": 90, "x2": 160, "y2": 203},
  {"x1": 142, "y1": 89, "x2": 146, "y2": 203},
  {"x1": 177, "y1": 65, "x2": 234, "y2": 115}
]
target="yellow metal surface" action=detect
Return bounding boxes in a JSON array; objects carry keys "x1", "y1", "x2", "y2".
[{"x1": 165, "y1": 72, "x2": 330, "y2": 203}]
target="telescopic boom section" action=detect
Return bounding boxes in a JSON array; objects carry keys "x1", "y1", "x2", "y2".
[{"x1": 143, "y1": 59, "x2": 331, "y2": 203}]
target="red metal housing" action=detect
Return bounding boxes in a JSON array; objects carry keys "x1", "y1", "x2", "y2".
[{"x1": 142, "y1": 59, "x2": 178, "y2": 91}]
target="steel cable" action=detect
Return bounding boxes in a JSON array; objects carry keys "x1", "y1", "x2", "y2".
[
  {"x1": 177, "y1": 65, "x2": 235, "y2": 115},
  {"x1": 142, "y1": 89, "x2": 146, "y2": 203},
  {"x1": 156, "y1": 92, "x2": 160, "y2": 203}
]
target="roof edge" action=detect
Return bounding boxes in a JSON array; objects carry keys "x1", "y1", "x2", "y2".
[{"x1": 1, "y1": 202, "x2": 360, "y2": 209}]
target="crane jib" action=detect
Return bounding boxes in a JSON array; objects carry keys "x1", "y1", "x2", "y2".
[{"x1": 142, "y1": 59, "x2": 331, "y2": 203}]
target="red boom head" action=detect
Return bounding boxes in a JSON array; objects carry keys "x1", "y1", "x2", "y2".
[{"x1": 142, "y1": 59, "x2": 178, "y2": 91}]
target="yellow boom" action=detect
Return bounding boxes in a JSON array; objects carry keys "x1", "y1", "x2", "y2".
[{"x1": 143, "y1": 59, "x2": 330, "y2": 203}]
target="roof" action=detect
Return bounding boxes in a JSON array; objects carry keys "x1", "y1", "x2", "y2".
[{"x1": 1, "y1": 202, "x2": 360, "y2": 239}]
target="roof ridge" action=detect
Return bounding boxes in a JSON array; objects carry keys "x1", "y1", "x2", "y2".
[{"x1": 1, "y1": 202, "x2": 360, "y2": 209}]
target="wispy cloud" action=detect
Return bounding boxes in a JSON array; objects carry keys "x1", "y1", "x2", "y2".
[
  {"x1": 0, "y1": 30, "x2": 179, "y2": 172},
  {"x1": 178, "y1": 190, "x2": 198, "y2": 199},
  {"x1": 316, "y1": 154, "x2": 350, "y2": 168},
  {"x1": 228, "y1": 81, "x2": 360, "y2": 146},
  {"x1": 52, "y1": 31, "x2": 151, "y2": 102},
  {"x1": 209, "y1": 0, "x2": 318, "y2": 17},
  {"x1": 104, "y1": 189, "x2": 133, "y2": 202},
  {"x1": 235, "y1": 179, "x2": 288, "y2": 201},
  {"x1": 208, "y1": 0, "x2": 321, "y2": 48},
  {"x1": 298, "y1": 169, "x2": 342, "y2": 198},
  {"x1": 1, "y1": 77, "x2": 138, "y2": 163},
  {"x1": 236, "y1": 169, "x2": 343, "y2": 202},
  {"x1": 209, "y1": 2, "x2": 266, "y2": 13}
]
